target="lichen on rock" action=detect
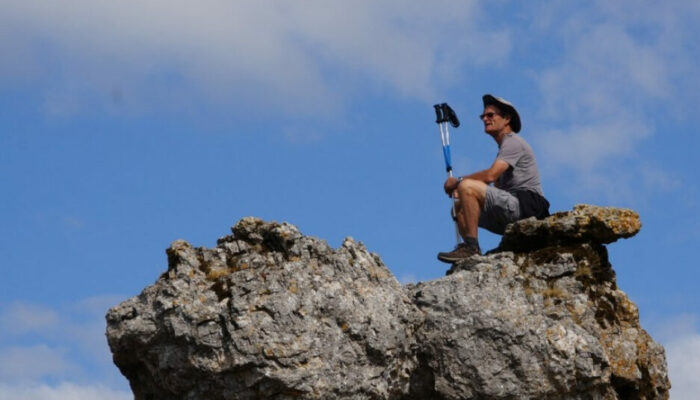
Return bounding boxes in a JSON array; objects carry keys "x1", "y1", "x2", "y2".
[
  {"x1": 108, "y1": 218, "x2": 422, "y2": 399},
  {"x1": 106, "y1": 205, "x2": 670, "y2": 399},
  {"x1": 497, "y1": 204, "x2": 642, "y2": 252}
]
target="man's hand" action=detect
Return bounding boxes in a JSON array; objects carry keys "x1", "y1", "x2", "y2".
[{"x1": 444, "y1": 176, "x2": 459, "y2": 196}]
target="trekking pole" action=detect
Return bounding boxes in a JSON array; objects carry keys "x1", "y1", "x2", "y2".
[{"x1": 433, "y1": 103, "x2": 462, "y2": 245}]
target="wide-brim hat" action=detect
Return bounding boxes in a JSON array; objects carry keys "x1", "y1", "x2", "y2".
[{"x1": 483, "y1": 94, "x2": 521, "y2": 133}]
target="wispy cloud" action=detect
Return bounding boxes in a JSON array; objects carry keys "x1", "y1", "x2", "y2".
[
  {"x1": 0, "y1": 382, "x2": 130, "y2": 400},
  {"x1": 0, "y1": 297, "x2": 128, "y2": 392},
  {"x1": 538, "y1": 119, "x2": 651, "y2": 173},
  {"x1": 0, "y1": 0, "x2": 509, "y2": 117},
  {"x1": 0, "y1": 302, "x2": 59, "y2": 335},
  {"x1": 652, "y1": 314, "x2": 700, "y2": 400},
  {"x1": 528, "y1": 0, "x2": 700, "y2": 201},
  {"x1": 666, "y1": 334, "x2": 700, "y2": 399},
  {"x1": 0, "y1": 345, "x2": 77, "y2": 382}
]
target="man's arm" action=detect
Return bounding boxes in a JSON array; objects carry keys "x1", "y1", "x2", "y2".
[
  {"x1": 444, "y1": 160, "x2": 510, "y2": 194},
  {"x1": 462, "y1": 159, "x2": 510, "y2": 184}
]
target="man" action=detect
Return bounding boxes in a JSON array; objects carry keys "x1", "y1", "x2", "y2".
[{"x1": 437, "y1": 94, "x2": 549, "y2": 263}]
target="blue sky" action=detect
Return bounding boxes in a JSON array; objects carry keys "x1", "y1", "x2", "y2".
[{"x1": 1, "y1": 1, "x2": 699, "y2": 398}]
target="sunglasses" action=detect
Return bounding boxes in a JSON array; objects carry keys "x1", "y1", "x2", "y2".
[{"x1": 479, "y1": 112, "x2": 500, "y2": 120}]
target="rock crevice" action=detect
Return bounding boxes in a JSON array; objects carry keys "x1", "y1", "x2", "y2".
[{"x1": 107, "y1": 205, "x2": 670, "y2": 399}]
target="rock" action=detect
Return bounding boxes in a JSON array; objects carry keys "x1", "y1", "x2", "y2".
[
  {"x1": 422, "y1": 243, "x2": 668, "y2": 399},
  {"x1": 107, "y1": 218, "x2": 423, "y2": 400},
  {"x1": 106, "y1": 206, "x2": 670, "y2": 400},
  {"x1": 497, "y1": 204, "x2": 642, "y2": 252}
]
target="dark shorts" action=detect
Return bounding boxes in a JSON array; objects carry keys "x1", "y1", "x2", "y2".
[{"x1": 479, "y1": 186, "x2": 521, "y2": 234}]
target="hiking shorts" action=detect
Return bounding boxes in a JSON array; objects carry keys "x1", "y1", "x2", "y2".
[{"x1": 479, "y1": 186, "x2": 521, "y2": 235}]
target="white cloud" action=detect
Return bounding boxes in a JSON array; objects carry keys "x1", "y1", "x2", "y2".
[
  {"x1": 0, "y1": 0, "x2": 508, "y2": 116},
  {"x1": 0, "y1": 297, "x2": 123, "y2": 365},
  {"x1": 537, "y1": 24, "x2": 670, "y2": 121},
  {"x1": 538, "y1": 119, "x2": 650, "y2": 173},
  {"x1": 653, "y1": 314, "x2": 700, "y2": 400},
  {"x1": 0, "y1": 302, "x2": 60, "y2": 335},
  {"x1": 528, "y1": 0, "x2": 700, "y2": 200},
  {"x1": 70, "y1": 295, "x2": 126, "y2": 316},
  {"x1": 0, "y1": 297, "x2": 129, "y2": 389},
  {"x1": 67, "y1": 296, "x2": 125, "y2": 358},
  {"x1": 65, "y1": 318, "x2": 115, "y2": 367},
  {"x1": 0, "y1": 382, "x2": 130, "y2": 400},
  {"x1": 0, "y1": 345, "x2": 77, "y2": 381}
]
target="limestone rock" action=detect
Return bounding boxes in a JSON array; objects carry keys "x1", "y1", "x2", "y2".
[
  {"x1": 423, "y1": 243, "x2": 667, "y2": 399},
  {"x1": 107, "y1": 218, "x2": 422, "y2": 399},
  {"x1": 498, "y1": 204, "x2": 642, "y2": 252},
  {"x1": 106, "y1": 206, "x2": 669, "y2": 399}
]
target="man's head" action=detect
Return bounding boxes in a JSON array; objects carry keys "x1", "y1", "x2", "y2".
[{"x1": 481, "y1": 94, "x2": 521, "y2": 134}]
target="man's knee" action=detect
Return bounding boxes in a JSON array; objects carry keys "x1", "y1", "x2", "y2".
[{"x1": 456, "y1": 179, "x2": 487, "y2": 201}]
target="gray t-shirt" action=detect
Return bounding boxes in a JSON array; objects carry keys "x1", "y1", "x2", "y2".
[{"x1": 495, "y1": 133, "x2": 544, "y2": 196}]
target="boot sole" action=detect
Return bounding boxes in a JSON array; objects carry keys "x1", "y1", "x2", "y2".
[{"x1": 437, "y1": 253, "x2": 479, "y2": 263}]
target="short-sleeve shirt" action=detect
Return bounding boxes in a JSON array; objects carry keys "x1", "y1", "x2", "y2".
[{"x1": 495, "y1": 133, "x2": 544, "y2": 196}]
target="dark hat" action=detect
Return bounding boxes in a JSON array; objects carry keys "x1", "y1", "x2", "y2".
[{"x1": 482, "y1": 94, "x2": 521, "y2": 133}]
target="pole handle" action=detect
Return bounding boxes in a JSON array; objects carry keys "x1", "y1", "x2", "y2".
[
  {"x1": 433, "y1": 104, "x2": 444, "y2": 124},
  {"x1": 441, "y1": 103, "x2": 460, "y2": 128}
]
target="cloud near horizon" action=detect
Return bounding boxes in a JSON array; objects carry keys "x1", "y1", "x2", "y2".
[
  {"x1": 0, "y1": 297, "x2": 128, "y2": 392},
  {"x1": 0, "y1": 382, "x2": 130, "y2": 400},
  {"x1": 649, "y1": 313, "x2": 700, "y2": 400}
]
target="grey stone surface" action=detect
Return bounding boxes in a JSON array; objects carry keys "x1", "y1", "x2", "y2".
[
  {"x1": 107, "y1": 218, "x2": 422, "y2": 399},
  {"x1": 498, "y1": 204, "x2": 642, "y2": 252},
  {"x1": 417, "y1": 243, "x2": 667, "y2": 399},
  {"x1": 106, "y1": 207, "x2": 670, "y2": 400}
]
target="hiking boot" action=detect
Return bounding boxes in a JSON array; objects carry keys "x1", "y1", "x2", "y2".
[{"x1": 437, "y1": 243, "x2": 482, "y2": 263}]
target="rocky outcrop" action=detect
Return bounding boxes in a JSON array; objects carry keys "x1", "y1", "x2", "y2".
[
  {"x1": 106, "y1": 205, "x2": 670, "y2": 399},
  {"x1": 497, "y1": 204, "x2": 642, "y2": 252}
]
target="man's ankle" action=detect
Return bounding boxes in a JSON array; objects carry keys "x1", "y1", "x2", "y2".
[{"x1": 463, "y1": 236, "x2": 479, "y2": 248}]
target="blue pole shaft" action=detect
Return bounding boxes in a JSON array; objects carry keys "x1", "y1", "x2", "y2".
[{"x1": 442, "y1": 145, "x2": 452, "y2": 174}]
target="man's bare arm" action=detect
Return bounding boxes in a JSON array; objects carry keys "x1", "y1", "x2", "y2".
[
  {"x1": 444, "y1": 159, "x2": 510, "y2": 194},
  {"x1": 462, "y1": 159, "x2": 510, "y2": 184}
]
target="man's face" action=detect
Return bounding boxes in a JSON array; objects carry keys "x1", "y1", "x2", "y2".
[{"x1": 481, "y1": 105, "x2": 511, "y2": 136}]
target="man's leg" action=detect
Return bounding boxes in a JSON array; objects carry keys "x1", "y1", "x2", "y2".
[
  {"x1": 454, "y1": 179, "x2": 487, "y2": 240},
  {"x1": 437, "y1": 179, "x2": 487, "y2": 263}
]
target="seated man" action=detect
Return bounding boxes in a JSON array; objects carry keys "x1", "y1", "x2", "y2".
[{"x1": 438, "y1": 94, "x2": 550, "y2": 262}]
